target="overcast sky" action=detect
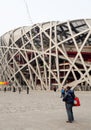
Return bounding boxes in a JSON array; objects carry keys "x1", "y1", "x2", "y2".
[{"x1": 0, "y1": 0, "x2": 91, "y2": 36}]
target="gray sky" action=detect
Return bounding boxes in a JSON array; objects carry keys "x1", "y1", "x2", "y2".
[{"x1": 0, "y1": 0, "x2": 91, "y2": 36}]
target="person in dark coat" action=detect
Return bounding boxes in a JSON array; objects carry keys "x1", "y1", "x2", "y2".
[
  {"x1": 26, "y1": 87, "x2": 29, "y2": 94},
  {"x1": 62, "y1": 86, "x2": 75, "y2": 123},
  {"x1": 4, "y1": 87, "x2": 6, "y2": 92},
  {"x1": 13, "y1": 86, "x2": 16, "y2": 92}
]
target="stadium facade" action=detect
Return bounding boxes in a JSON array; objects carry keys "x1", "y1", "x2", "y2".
[{"x1": 0, "y1": 19, "x2": 91, "y2": 90}]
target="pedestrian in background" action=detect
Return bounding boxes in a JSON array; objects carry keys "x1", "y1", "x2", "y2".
[
  {"x1": 26, "y1": 86, "x2": 29, "y2": 94},
  {"x1": 60, "y1": 87, "x2": 65, "y2": 98}
]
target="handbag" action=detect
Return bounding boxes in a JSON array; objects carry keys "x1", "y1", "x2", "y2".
[{"x1": 73, "y1": 97, "x2": 80, "y2": 106}]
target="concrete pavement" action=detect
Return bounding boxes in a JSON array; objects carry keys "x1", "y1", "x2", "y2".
[{"x1": 0, "y1": 90, "x2": 90, "y2": 130}]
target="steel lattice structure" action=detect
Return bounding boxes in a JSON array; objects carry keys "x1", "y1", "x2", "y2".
[{"x1": 0, "y1": 19, "x2": 91, "y2": 90}]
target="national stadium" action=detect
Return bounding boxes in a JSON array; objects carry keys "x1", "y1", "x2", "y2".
[{"x1": 0, "y1": 19, "x2": 91, "y2": 90}]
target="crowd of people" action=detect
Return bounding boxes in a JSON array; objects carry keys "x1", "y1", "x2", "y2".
[{"x1": 3, "y1": 86, "x2": 30, "y2": 94}]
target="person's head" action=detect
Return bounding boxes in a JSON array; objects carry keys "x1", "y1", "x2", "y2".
[{"x1": 66, "y1": 86, "x2": 71, "y2": 90}]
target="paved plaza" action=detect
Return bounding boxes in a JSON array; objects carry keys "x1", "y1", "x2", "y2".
[{"x1": 0, "y1": 90, "x2": 91, "y2": 130}]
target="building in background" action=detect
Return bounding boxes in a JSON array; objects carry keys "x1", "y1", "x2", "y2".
[{"x1": 0, "y1": 19, "x2": 91, "y2": 90}]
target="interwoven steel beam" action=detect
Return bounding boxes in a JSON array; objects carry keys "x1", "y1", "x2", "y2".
[{"x1": 0, "y1": 19, "x2": 91, "y2": 90}]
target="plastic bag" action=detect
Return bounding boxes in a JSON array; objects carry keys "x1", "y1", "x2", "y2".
[{"x1": 73, "y1": 97, "x2": 80, "y2": 106}]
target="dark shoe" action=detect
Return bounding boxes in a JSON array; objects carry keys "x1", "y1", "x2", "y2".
[{"x1": 66, "y1": 121, "x2": 72, "y2": 123}]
